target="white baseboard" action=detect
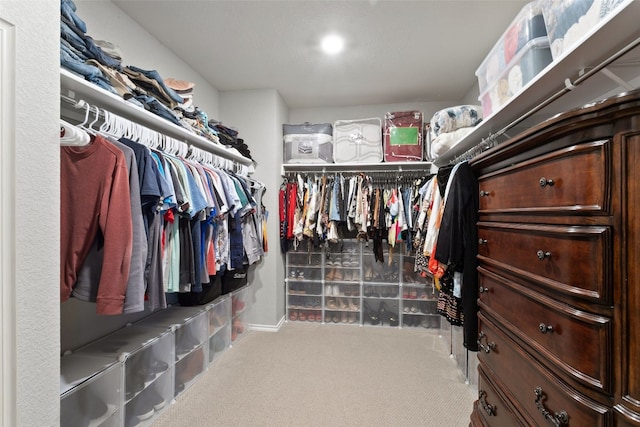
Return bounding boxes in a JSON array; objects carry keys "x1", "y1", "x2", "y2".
[{"x1": 248, "y1": 315, "x2": 285, "y2": 332}]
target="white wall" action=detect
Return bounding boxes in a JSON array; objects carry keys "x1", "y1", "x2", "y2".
[
  {"x1": 75, "y1": 0, "x2": 221, "y2": 117},
  {"x1": 220, "y1": 89, "x2": 288, "y2": 328},
  {"x1": 289, "y1": 101, "x2": 457, "y2": 125},
  {"x1": 0, "y1": 1, "x2": 60, "y2": 426}
]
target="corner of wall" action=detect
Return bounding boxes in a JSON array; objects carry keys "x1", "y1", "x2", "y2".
[{"x1": 219, "y1": 88, "x2": 288, "y2": 327}]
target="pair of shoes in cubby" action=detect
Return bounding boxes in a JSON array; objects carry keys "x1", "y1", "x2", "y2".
[
  {"x1": 402, "y1": 287, "x2": 419, "y2": 299},
  {"x1": 325, "y1": 297, "x2": 358, "y2": 311},
  {"x1": 326, "y1": 311, "x2": 357, "y2": 324},
  {"x1": 289, "y1": 309, "x2": 322, "y2": 322},
  {"x1": 326, "y1": 268, "x2": 345, "y2": 281},
  {"x1": 232, "y1": 297, "x2": 245, "y2": 315},
  {"x1": 231, "y1": 318, "x2": 245, "y2": 341},
  {"x1": 325, "y1": 284, "x2": 341, "y2": 296}
]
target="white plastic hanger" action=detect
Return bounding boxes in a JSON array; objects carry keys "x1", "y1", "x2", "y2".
[{"x1": 60, "y1": 119, "x2": 91, "y2": 146}]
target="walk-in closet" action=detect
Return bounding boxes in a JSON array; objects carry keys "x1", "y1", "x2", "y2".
[{"x1": 1, "y1": 0, "x2": 640, "y2": 426}]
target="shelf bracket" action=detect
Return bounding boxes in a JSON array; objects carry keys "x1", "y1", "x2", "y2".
[
  {"x1": 564, "y1": 78, "x2": 576, "y2": 91},
  {"x1": 600, "y1": 67, "x2": 636, "y2": 91}
]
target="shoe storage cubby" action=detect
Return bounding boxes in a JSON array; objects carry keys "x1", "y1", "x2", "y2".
[
  {"x1": 286, "y1": 240, "x2": 439, "y2": 328},
  {"x1": 206, "y1": 295, "x2": 232, "y2": 364},
  {"x1": 75, "y1": 325, "x2": 174, "y2": 427},
  {"x1": 135, "y1": 306, "x2": 208, "y2": 399},
  {"x1": 286, "y1": 245, "x2": 324, "y2": 322},
  {"x1": 231, "y1": 285, "x2": 250, "y2": 343},
  {"x1": 400, "y1": 256, "x2": 440, "y2": 329},
  {"x1": 61, "y1": 287, "x2": 249, "y2": 426},
  {"x1": 60, "y1": 354, "x2": 122, "y2": 427}
]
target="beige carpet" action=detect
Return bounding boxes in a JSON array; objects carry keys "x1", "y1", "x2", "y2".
[{"x1": 153, "y1": 322, "x2": 476, "y2": 427}]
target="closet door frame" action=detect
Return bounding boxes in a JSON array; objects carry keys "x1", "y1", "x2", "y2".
[{"x1": 0, "y1": 17, "x2": 16, "y2": 427}]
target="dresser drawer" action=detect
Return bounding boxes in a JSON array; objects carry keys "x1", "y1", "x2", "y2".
[
  {"x1": 478, "y1": 313, "x2": 612, "y2": 427},
  {"x1": 479, "y1": 267, "x2": 612, "y2": 394},
  {"x1": 476, "y1": 365, "x2": 526, "y2": 427},
  {"x1": 477, "y1": 222, "x2": 612, "y2": 303},
  {"x1": 478, "y1": 140, "x2": 610, "y2": 214}
]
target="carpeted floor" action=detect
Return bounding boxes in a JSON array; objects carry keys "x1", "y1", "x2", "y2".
[{"x1": 152, "y1": 322, "x2": 476, "y2": 427}]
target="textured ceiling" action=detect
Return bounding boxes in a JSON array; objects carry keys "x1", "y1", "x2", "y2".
[{"x1": 114, "y1": 0, "x2": 530, "y2": 108}]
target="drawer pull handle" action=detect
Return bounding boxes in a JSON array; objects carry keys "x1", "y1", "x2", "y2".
[
  {"x1": 539, "y1": 177, "x2": 555, "y2": 187},
  {"x1": 534, "y1": 387, "x2": 569, "y2": 427},
  {"x1": 478, "y1": 238, "x2": 487, "y2": 245},
  {"x1": 539, "y1": 323, "x2": 554, "y2": 334},
  {"x1": 479, "y1": 190, "x2": 491, "y2": 197},
  {"x1": 478, "y1": 390, "x2": 495, "y2": 416},
  {"x1": 537, "y1": 250, "x2": 552, "y2": 260},
  {"x1": 479, "y1": 286, "x2": 489, "y2": 294},
  {"x1": 477, "y1": 331, "x2": 496, "y2": 353}
]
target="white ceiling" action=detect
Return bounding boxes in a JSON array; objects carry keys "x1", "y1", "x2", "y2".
[{"x1": 114, "y1": 0, "x2": 531, "y2": 109}]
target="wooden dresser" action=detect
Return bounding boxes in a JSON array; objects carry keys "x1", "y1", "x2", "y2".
[{"x1": 468, "y1": 90, "x2": 640, "y2": 427}]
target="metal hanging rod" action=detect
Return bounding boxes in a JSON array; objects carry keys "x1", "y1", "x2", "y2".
[
  {"x1": 60, "y1": 95, "x2": 251, "y2": 174},
  {"x1": 281, "y1": 161, "x2": 431, "y2": 176}
]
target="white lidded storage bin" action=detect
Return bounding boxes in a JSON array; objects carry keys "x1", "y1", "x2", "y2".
[{"x1": 332, "y1": 118, "x2": 383, "y2": 163}]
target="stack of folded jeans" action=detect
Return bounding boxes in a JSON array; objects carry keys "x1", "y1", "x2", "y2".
[
  {"x1": 60, "y1": 0, "x2": 117, "y2": 95},
  {"x1": 59, "y1": 0, "x2": 253, "y2": 159},
  {"x1": 122, "y1": 66, "x2": 184, "y2": 110}
]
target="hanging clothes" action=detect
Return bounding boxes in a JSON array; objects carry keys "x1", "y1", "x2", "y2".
[
  {"x1": 72, "y1": 138, "x2": 147, "y2": 314},
  {"x1": 433, "y1": 161, "x2": 479, "y2": 352},
  {"x1": 60, "y1": 134, "x2": 133, "y2": 315}
]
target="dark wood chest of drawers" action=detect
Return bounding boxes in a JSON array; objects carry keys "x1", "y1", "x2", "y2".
[{"x1": 469, "y1": 90, "x2": 640, "y2": 427}]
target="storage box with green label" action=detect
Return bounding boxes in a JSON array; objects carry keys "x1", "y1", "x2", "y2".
[{"x1": 383, "y1": 111, "x2": 424, "y2": 162}]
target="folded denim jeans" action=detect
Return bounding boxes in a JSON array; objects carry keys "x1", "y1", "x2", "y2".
[
  {"x1": 86, "y1": 59, "x2": 137, "y2": 98},
  {"x1": 83, "y1": 34, "x2": 122, "y2": 70},
  {"x1": 60, "y1": 16, "x2": 121, "y2": 70},
  {"x1": 94, "y1": 39, "x2": 123, "y2": 61},
  {"x1": 60, "y1": 20, "x2": 87, "y2": 52},
  {"x1": 60, "y1": 40, "x2": 84, "y2": 63},
  {"x1": 61, "y1": 47, "x2": 119, "y2": 95},
  {"x1": 61, "y1": 37, "x2": 89, "y2": 61},
  {"x1": 126, "y1": 65, "x2": 184, "y2": 105},
  {"x1": 61, "y1": 0, "x2": 87, "y2": 33},
  {"x1": 124, "y1": 67, "x2": 182, "y2": 109},
  {"x1": 135, "y1": 94, "x2": 185, "y2": 128}
]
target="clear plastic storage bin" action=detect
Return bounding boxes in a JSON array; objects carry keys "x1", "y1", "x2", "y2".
[
  {"x1": 75, "y1": 325, "x2": 174, "y2": 427},
  {"x1": 206, "y1": 296, "x2": 232, "y2": 364},
  {"x1": 231, "y1": 286, "x2": 250, "y2": 343},
  {"x1": 135, "y1": 306, "x2": 208, "y2": 398},
  {"x1": 542, "y1": 0, "x2": 630, "y2": 60},
  {"x1": 60, "y1": 354, "x2": 121, "y2": 427},
  {"x1": 477, "y1": 36, "x2": 553, "y2": 118},
  {"x1": 475, "y1": 0, "x2": 548, "y2": 95}
]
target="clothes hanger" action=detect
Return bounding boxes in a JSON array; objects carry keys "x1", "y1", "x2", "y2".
[
  {"x1": 82, "y1": 105, "x2": 100, "y2": 136},
  {"x1": 60, "y1": 119, "x2": 91, "y2": 146}
]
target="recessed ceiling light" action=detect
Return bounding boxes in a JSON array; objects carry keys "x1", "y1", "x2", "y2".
[{"x1": 320, "y1": 34, "x2": 345, "y2": 55}]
